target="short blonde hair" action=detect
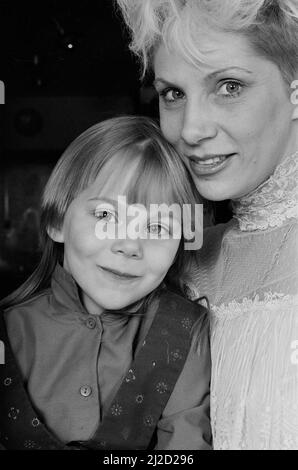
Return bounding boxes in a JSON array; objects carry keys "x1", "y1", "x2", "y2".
[{"x1": 116, "y1": 0, "x2": 298, "y2": 83}]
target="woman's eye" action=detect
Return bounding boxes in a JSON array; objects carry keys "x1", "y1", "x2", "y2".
[
  {"x1": 218, "y1": 81, "x2": 243, "y2": 97},
  {"x1": 94, "y1": 209, "x2": 117, "y2": 223},
  {"x1": 160, "y1": 88, "x2": 185, "y2": 103}
]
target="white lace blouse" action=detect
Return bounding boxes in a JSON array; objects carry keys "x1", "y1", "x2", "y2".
[{"x1": 190, "y1": 151, "x2": 298, "y2": 450}]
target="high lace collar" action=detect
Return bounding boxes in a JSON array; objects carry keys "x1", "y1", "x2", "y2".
[{"x1": 231, "y1": 151, "x2": 298, "y2": 232}]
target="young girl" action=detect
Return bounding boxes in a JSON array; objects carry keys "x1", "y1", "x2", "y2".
[{"x1": 0, "y1": 116, "x2": 211, "y2": 450}]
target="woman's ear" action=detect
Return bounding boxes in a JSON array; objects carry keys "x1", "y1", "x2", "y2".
[{"x1": 47, "y1": 226, "x2": 64, "y2": 243}]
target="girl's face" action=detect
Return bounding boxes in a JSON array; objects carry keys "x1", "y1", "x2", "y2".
[
  {"x1": 154, "y1": 30, "x2": 298, "y2": 201},
  {"x1": 50, "y1": 164, "x2": 181, "y2": 315}
]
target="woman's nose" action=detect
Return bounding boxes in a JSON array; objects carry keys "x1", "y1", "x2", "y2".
[
  {"x1": 181, "y1": 100, "x2": 218, "y2": 146},
  {"x1": 111, "y1": 238, "x2": 143, "y2": 259}
]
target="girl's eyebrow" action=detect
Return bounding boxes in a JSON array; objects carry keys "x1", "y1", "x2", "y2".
[{"x1": 88, "y1": 197, "x2": 117, "y2": 206}]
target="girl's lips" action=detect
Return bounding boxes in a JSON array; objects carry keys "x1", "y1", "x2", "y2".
[
  {"x1": 188, "y1": 153, "x2": 236, "y2": 176},
  {"x1": 99, "y1": 266, "x2": 141, "y2": 281}
]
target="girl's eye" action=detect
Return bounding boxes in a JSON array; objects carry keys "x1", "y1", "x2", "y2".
[
  {"x1": 94, "y1": 209, "x2": 117, "y2": 223},
  {"x1": 218, "y1": 81, "x2": 243, "y2": 97},
  {"x1": 159, "y1": 88, "x2": 185, "y2": 103},
  {"x1": 147, "y1": 224, "x2": 169, "y2": 237}
]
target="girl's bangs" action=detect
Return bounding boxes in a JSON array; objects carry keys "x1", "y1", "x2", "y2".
[
  {"x1": 92, "y1": 145, "x2": 186, "y2": 209},
  {"x1": 125, "y1": 158, "x2": 181, "y2": 209}
]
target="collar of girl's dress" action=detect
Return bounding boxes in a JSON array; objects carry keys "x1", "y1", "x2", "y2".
[
  {"x1": 231, "y1": 150, "x2": 298, "y2": 232},
  {"x1": 51, "y1": 263, "x2": 161, "y2": 322}
]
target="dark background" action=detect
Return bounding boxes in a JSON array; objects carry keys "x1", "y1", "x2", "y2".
[{"x1": 0, "y1": 0, "x2": 230, "y2": 300}]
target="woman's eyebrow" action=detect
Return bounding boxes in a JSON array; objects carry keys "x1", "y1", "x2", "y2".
[
  {"x1": 153, "y1": 78, "x2": 178, "y2": 88},
  {"x1": 154, "y1": 66, "x2": 253, "y2": 88},
  {"x1": 207, "y1": 66, "x2": 253, "y2": 79}
]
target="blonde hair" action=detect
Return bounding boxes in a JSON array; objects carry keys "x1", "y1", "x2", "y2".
[
  {"x1": 116, "y1": 0, "x2": 298, "y2": 83},
  {"x1": 1, "y1": 116, "x2": 201, "y2": 310}
]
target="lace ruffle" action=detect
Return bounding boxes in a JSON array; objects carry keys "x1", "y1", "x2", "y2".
[
  {"x1": 211, "y1": 292, "x2": 297, "y2": 320},
  {"x1": 232, "y1": 151, "x2": 298, "y2": 232},
  {"x1": 211, "y1": 291, "x2": 298, "y2": 450}
]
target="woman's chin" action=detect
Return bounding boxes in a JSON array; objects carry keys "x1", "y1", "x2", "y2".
[
  {"x1": 193, "y1": 181, "x2": 237, "y2": 202},
  {"x1": 192, "y1": 169, "x2": 256, "y2": 201}
]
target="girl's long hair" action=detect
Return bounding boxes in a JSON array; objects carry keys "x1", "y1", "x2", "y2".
[{"x1": 0, "y1": 115, "x2": 202, "y2": 311}]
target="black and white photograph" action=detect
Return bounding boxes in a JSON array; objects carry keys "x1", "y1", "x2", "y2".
[{"x1": 0, "y1": 0, "x2": 298, "y2": 454}]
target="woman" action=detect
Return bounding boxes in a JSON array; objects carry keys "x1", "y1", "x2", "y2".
[{"x1": 116, "y1": 0, "x2": 298, "y2": 450}]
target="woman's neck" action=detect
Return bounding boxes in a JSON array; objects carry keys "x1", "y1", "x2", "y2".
[{"x1": 231, "y1": 149, "x2": 298, "y2": 231}]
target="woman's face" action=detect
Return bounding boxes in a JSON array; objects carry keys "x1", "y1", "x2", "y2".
[{"x1": 154, "y1": 30, "x2": 297, "y2": 201}]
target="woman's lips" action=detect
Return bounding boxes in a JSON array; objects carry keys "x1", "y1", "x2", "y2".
[
  {"x1": 99, "y1": 266, "x2": 141, "y2": 282},
  {"x1": 188, "y1": 153, "x2": 236, "y2": 176}
]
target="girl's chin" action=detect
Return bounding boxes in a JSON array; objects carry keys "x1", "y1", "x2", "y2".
[{"x1": 100, "y1": 297, "x2": 142, "y2": 312}]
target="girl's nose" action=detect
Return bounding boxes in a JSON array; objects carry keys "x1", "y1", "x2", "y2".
[
  {"x1": 181, "y1": 100, "x2": 218, "y2": 146},
  {"x1": 111, "y1": 238, "x2": 143, "y2": 259}
]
